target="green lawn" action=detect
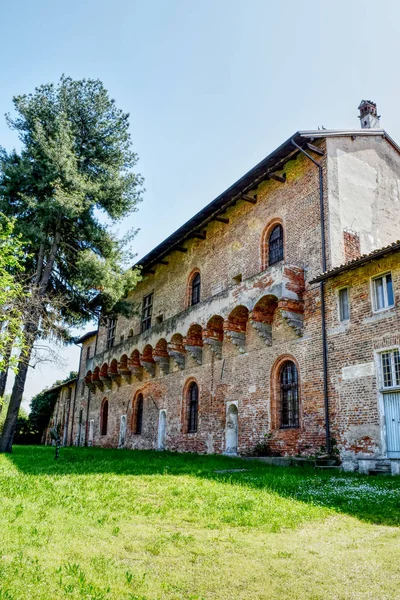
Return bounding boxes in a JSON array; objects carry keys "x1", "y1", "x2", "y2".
[{"x1": 0, "y1": 447, "x2": 399, "y2": 600}]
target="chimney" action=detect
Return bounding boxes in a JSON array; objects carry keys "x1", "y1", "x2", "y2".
[{"x1": 358, "y1": 100, "x2": 381, "y2": 129}]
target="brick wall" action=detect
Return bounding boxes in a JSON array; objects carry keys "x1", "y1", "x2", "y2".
[
  {"x1": 343, "y1": 230, "x2": 361, "y2": 262},
  {"x1": 320, "y1": 252, "x2": 400, "y2": 463},
  {"x1": 70, "y1": 145, "x2": 330, "y2": 456},
  {"x1": 65, "y1": 137, "x2": 400, "y2": 464}
]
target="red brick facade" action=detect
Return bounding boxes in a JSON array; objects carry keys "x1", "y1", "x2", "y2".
[{"x1": 50, "y1": 131, "x2": 400, "y2": 471}]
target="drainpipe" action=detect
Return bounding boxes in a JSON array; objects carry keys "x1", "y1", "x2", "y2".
[{"x1": 290, "y1": 139, "x2": 331, "y2": 454}]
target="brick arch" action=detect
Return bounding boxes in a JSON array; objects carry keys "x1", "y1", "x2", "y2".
[
  {"x1": 109, "y1": 358, "x2": 118, "y2": 376},
  {"x1": 181, "y1": 377, "x2": 200, "y2": 434},
  {"x1": 170, "y1": 332, "x2": 184, "y2": 346},
  {"x1": 129, "y1": 349, "x2": 141, "y2": 367},
  {"x1": 185, "y1": 268, "x2": 201, "y2": 308},
  {"x1": 261, "y1": 218, "x2": 284, "y2": 270},
  {"x1": 225, "y1": 305, "x2": 249, "y2": 332},
  {"x1": 154, "y1": 338, "x2": 168, "y2": 357},
  {"x1": 204, "y1": 315, "x2": 224, "y2": 341},
  {"x1": 185, "y1": 323, "x2": 203, "y2": 347},
  {"x1": 270, "y1": 354, "x2": 301, "y2": 430},
  {"x1": 92, "y1": 366, "x2": 101, "y2": 385},
  {"x1": 251, "y1": 294, "x2": 279, "y2": 324},
  {"x1": 100, "y1": 362, "x2": 109, "y2": 378},
  {"x1": 119, "y1": 354, "x2": 128, "y2": 369},
  {"x1": 141, "y1": 344, "x2": 154, "y2": 363}
]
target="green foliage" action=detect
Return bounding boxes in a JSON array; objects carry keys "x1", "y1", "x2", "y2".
[
  {"x1": 0, "y1": 75, "x2": 144, "y2": 331},
  {"x1": 27, "y1": 371, "x2": 78, "y2": 442},
  {"x1": 0, "y1": 76, "x2": 143, "y2": 451},
  {"x1": 0, "y1": 214, "x2": 27, "y2": 370},
  {"x1": 0, "y1": 395, "x2": 28, "y2": 436},
  {"x1": 0, "y1": 448, "x2": 399, "y2": 599}
]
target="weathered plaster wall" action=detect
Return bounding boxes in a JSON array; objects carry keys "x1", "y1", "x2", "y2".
[{"x1": 326, "y1": 135, "x2": 400, "y2": 267}]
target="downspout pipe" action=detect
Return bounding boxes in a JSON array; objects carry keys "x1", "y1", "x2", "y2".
[{"x1": 290, "y1": 139, "x2": 331, "y2": 454}]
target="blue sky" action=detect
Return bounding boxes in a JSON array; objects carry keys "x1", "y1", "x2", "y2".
[{"x1": 1, "y1": 0, "x2": 400, "y2": 407}]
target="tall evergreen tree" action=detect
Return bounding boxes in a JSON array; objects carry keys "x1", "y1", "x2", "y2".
[
  {"x1": 0, "y1": 76, "x2": 143, "y2": 452},
  {"x1": 0, "y1": 214, "x2": 26, "y2": 389}
]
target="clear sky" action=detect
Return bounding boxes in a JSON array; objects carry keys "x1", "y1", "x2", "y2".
[{"x1": 1, "y1": 0, "x2": 400, "y2": 409}]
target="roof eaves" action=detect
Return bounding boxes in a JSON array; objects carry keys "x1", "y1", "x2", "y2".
[
  {"x1": 299, "y1": 129, "x2": 400, "y2": 155},
  {"x1": 135, "y1": 128, "x2": 400, "y2": 273},
  {"x1": 75, "y1": 330, "x2": 97, "y2": 345},
  {"x1": 310, "y1": 240, "x2": 400, "y2": 284},
  {"x1": 135, "y1": 130, "x2": 315, "y2": 271},
  {"x1": 47, "y1": 377, "x2": 77, "y2": 394}
]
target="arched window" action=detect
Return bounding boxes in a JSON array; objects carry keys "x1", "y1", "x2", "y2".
[
  {"x1": 134, "y1": 393, "x2": 144, "y2": 435},
  {"x1": 101, "y1": 399, "x2": 108, "y2": 435},
  {"x1": 280, "y1": 361, "x2": 299, "y2": 428},
  {"x1": 191, "y1": 272, "x2": 201, "y2": 306},
  {"x1": 188, "y1": 382, "x2": 199, "y2": 432},
  {"x1": 269, "y1": 224, "x2": 284, "y2": 265}
]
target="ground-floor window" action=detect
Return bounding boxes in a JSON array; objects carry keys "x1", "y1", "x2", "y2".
[
  {"x1": 380, "y1": 349, "x2": 400, "y2": 389},
  {"x1": 101, "y1": 399, "x2": 108, "y2": 435},
  {"x1": 188, "y1": 382, "x2": 199, "y2": 432},
  {"x1": 280, "y1": 361, "x2": 299, "y2": 428},
  {"x1": 133, "y1": 393, "x2": 144, "y2": 434}
]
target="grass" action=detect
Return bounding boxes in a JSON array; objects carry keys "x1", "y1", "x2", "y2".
[{"x1": 0, "y1": 447, "x2": 399, "y2": 600}]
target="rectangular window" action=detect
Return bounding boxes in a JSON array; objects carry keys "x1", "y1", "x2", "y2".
[
  {"x1": 141, "y1": 293, "x2": 153, "y2": 332},
  {"x1": 338, "y1": 287, "x2": 349, "y2": 321},
  {"x1": 81, "y1": 381, "x2": 85, "y2": 396},
  {"x1": 106, "y1": 318, "x2": 116, "y2": 349},
  {"x1": 372, "y1": 273, "x2": 394, "y2": 311},
  {"x1": 86, "y1": 345, "x2": 91, "y2": 360},
  {"x1": 381, "y1": 349, "x2": 400, "y2": 389}
]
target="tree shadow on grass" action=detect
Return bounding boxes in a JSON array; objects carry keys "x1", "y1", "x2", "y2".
[{"x1": 4, "y1": 445, "x2": 400, "y2": 527}]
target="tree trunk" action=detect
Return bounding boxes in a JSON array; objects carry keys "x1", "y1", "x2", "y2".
[
  {"x1": 0, "y1": 231, "x2": 60, "y2": 453},
  {"x1": 0, "y1": 340, "x2": 13, "y2": 398},
  {"x1": 0, "y1": 323, "x2": 37, "y2": 453}
]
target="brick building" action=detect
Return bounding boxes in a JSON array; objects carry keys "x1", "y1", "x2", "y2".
[
  {"x1": 45, "y1": 376, "x2": 77, "y2": 445},
  {"x1": 54, "y1": 101, "x2": 400, "y2": 473}
]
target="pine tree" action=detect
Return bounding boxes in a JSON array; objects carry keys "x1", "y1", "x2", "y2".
[{"x1": 0, "y1": 76, "x2": 143, "y2": 452}]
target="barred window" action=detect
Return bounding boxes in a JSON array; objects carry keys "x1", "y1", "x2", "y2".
[
  {"x1": 191, "y1": 273, "x2": 201, "y2": 306},
  {"x1": 106, "y1": 318, "x2": 116, "y2": 349},
  {"x1": 141, "y1": 293, "x2": 153, "y2": 332},
  {"x1": 280, "y1": 361, "x2": 299, "y2": 428},
  {"x1": 269, "y1": 224, "x2": 284, "y2": 265},
  {"x1": 188, "y1": 382, "x2": 199, "y2": 433},
  {"x1": 381, "y1": 350, "x2": 400, "y2": 389}
]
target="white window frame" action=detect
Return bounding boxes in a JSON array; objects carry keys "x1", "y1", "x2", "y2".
[
  {"x1": 371, "y1": 272, "x2": 395, "y2": 313},
  {"x1": 379, "y1": 348, "x2": 400, "y2": 391},
  {"x1": 337, "y1": 286, "x2": 350, "y2": 322}
]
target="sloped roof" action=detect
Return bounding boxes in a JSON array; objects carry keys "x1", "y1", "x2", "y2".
[
  {"x1": 46, "y1": 377, "x2": 77, "y2": 394},
  {"x1": 310, "y1": 240, "x2": 400, "y2": 284},
  {"x1": 75, "y1": 330, "x2": 97, "y2": 345},
  {"x1": 135, "y1": 129, "x2": 399, "y2": 273}
]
